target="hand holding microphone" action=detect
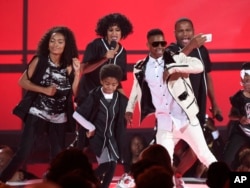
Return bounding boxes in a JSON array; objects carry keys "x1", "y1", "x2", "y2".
[
  {"x1": 209, "y1": 107, "x2": 223, "y2": 122},
  {"x1": 214, "y1": 114, "x2": 223, "y2": 122},
  {"x1": 110, "y1": 40, "x2": 117, "y2": 50},
  {"x1": 82, "y1": 40, "x2": 117, "y2": 74},
  {"x1": 105, "y1": 40, "x2": 117, "y2": 59}
]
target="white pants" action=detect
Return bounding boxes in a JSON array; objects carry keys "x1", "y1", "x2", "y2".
[{"x1": 156, "y1": 123, "x2": 217, "y2": 168}]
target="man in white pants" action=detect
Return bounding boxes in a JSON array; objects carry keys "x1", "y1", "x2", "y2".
[{"x1": 125, "y1": 28, "x2": 217, "y2": 188}]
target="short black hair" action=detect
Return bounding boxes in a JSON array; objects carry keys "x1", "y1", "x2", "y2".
[
  {"x1": 45, "y1": 148, "x2": 97, "y2": 185},
  {"x1": 241, "y1": 62, "x2": 250, "y2": 70},
  {"x1": 174, "y1": 17, "x2": 194, "y2": 30},
  {"x1": 206, "y1": 161, "x2": 231, "y2": 188},
  {"x1": 147, "y1": 28, "x2": 164, "y2": 40},
  {"x1": 99, "y1": 64, "x2": 123, "y2": 82}
]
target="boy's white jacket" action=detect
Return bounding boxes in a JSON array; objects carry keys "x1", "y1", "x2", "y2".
[{"x1": 126, "y1": 52, "x2": 204, "y2": 125}]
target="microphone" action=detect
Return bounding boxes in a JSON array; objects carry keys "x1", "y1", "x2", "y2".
[
  {"x1": 215, "y1": 114, "x2": 223, "y2": 122},
  {"x1": 110, "y1": 40, "x2": 117, "y2": 50},
  {"x1": 209, "y1": 108, "x2": 223, "y2": 122}
]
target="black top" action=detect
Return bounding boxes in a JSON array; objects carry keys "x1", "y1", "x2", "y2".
[
  {"x1": 229, "y1": 90, "x2": 250, "y2": 135},
  {"x1": 77, "y1": 38, "x2": 127, "y2": 105},
  {"x1": 13, "y1": 55, "x2": 75, "y2": 129},
  {"x1": 76, "y1": 87, "x2": 128, "y2": 160}
]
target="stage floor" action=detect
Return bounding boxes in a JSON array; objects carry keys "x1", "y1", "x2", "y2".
[
  {"x1": 110, "y1": 183, "x2": 208, "y2": 188},
  {"x1": 7, "y1": 178, "x2": 209, "y2": 188},
  {"x1": 110, "y1": 177, "x2": 208, "y2": 188}
]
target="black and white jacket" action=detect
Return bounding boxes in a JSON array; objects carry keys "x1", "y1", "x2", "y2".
[{"x1": 126, "y1": 52, "x2": 204, "y2": 125}]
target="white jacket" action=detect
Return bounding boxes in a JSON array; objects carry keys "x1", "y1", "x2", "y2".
[{"x1": 126, "y1": 52, "x2": 204, "y2": 125}]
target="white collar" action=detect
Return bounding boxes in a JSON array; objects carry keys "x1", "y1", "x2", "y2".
[
  {"x1": 101, "y1": 87, "x2": 113, "y2": 99},
  {"x1": 148, "y1": 55, "x2": 163, "y2": 62}
]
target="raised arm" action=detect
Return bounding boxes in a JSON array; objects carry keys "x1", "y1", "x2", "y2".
[
  {"x1": 70, "y1": 58, "x2": 81, "y2": 96},
  {"x1": 167, "y1": 52, "x2": 204, "y2": 74},
  {"x1": 181, "y1": 34, "x2": 206, "y2": 55}
]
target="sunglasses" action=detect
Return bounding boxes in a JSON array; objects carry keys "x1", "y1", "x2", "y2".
[{"x1": 151, "y1": 41, "x2": 167, "y2": 47}]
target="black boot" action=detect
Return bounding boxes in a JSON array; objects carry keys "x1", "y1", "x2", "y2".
[{"x1": 95, "y1": 161, "x2": 116, "y2": 188}]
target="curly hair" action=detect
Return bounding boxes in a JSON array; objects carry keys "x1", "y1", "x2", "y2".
[
  {"x1": 99, "y1": 64, "x2": 123, "y2": 82},
  {"x1": 95, "y1": 13, "x2": 133, "y2": 39},
  {"x1": 36, "y1": 26, "x2": 78, "y2": 68},
  {"x1": 238, "y1": 148, "x2": 250, "y2": 167}
]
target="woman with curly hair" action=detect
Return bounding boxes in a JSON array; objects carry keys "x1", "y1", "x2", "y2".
[
  {"x1": 0, "y1": 26, "x2": 81, "y2": 182},
  {"x1": 75, "y1": 12, "x2": 133, "y2": 156},
  {"x1": 76, "y1": 12, "x2": 133, "y2": 105}
]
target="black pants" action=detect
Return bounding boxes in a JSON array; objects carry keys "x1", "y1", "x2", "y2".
[{"x1": 0, "y1": 114, "x2": 66, "y2": 182}]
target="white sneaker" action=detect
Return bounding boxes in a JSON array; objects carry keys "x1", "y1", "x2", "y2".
[
  {"x1": 116, "y1": 173, "x2": 135, "y2": 188},
  {"x1": 174, "y1": 176, "x2": 187, "y2": 188}
]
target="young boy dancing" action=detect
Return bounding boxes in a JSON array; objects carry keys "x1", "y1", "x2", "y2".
[{"x1": 73, "y1": 64, "x2": 128, "y2": 188}]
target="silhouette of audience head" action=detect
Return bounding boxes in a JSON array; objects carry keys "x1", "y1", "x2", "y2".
[
  {"x1": 236, "y1": 147, "x2": 250, "y2": 172},
  {"x1": 57, "y1": 169, "x2": 98, "y2": 188},
  {"x1": 130, "y1": 159, "x2": 158, "y2": 182},
  {"x1": 206, "y1": 161, "x2": 231, "y2": 188},
  {"x1": 139, "y1": 144, "x2": 173, "y2": 176},
  {"x1": 136, "y1": 165, "x2": 174, "y2": 188},
  {"x1": 0, "y1": 145, "x2": 13, "y2": 172},
  {"x1": 130, "y1": 144, "x2": 174, "y2": 184},
  {"x1": 0, "y1": 145, "x2": 38, "y2": 182},
  {"x1": 45, "y1": 148, "x2": 99, "y2": 188}
]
